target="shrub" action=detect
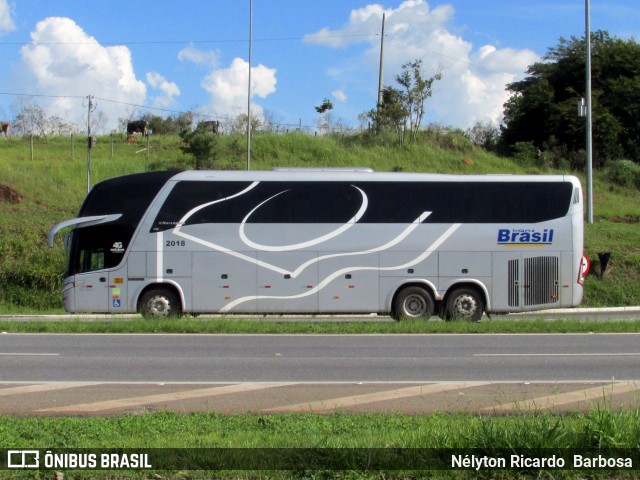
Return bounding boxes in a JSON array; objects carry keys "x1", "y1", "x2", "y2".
[{"x1": 606, "y1": 159, "x2": 640, "y2": 189}]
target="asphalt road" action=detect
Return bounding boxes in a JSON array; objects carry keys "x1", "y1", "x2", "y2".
[
  {"x1": 1, "y1": 333, "x2": 639, "y2": 415},
  {"x1": 2, "y1": 333, "x2": 639, "y2": 383}
]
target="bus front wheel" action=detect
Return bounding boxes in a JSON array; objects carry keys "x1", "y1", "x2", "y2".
[
  {"x1": 445, "y1": 287, "x2": 484, "y2": 322},
  {"x1": 393, "y1": 286, "x2": 434, "y2": 320},
  {"x1": 139, "y1": 288, "x2": 181, "y2": 318}
]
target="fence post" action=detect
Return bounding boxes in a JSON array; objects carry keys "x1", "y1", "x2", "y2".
[
  {"x1": 111, "y1": 134, "x2": 114, "y2": 159},
  {"x1": 30, "y1": 134, "x2": 34, "y2": 161},
  {"x1": 71, "y1": 133, "x2": 74, "y2": 160}
]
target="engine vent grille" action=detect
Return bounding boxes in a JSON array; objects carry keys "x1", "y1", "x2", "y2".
[
  {"x1": 508, "y1": 259, "x2": 520, "y2": 307},
  {"x1": 524, "y1": 256, "x2": 559, "y2": 306}
]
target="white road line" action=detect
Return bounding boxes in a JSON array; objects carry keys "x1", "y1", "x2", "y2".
[
  {"x1": 0, "y1": 353, "x2": 59, "y2": 356},
  {"x1": 475, "y1": 353, "x2": 640, "y2": 357},
  {"x1": 484, "y1": 381, "x2": 640, "y2": 413},
  {"x1": 263, "y1": 382, "x2": 491, "y2": 413},
  {"x1": 0, "y1": 383, "x2": 99, "y2": 397},
  {"x1": 37, "y1": 382, "x2": 286, "y2": 413}
]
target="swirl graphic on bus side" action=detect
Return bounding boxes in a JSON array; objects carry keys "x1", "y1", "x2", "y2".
[{"x1": 238, "y1": 185, "x2": 369, "y2": 251}]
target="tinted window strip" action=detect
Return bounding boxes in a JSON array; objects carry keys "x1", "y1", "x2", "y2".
[{"x1": 151, "y1": 180, "x2": 572, "y2": 231}]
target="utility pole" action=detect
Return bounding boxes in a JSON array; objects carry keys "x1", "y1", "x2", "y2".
[
  {"x1": 585, "y1": 0, "x2": 594, "y2": 223},
  {"x1": 86, "y1": 95, "x2": 94, "y2": 193},
  {"x1": 377, "y1": 13, "x2": 386, "y2": 107},
  {"x1": 247, "y1": 0, "x2": 252, "y2": 171}
]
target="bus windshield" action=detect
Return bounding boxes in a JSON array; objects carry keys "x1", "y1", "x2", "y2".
[{"x1": 64, "y1": 171, "x2": 179, "y2": 276}]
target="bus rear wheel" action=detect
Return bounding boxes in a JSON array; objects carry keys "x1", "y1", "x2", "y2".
[
  {"x1": 139, "y1": 288, "x2": 181, "y2": 318},
  {"x1": 445, "y1": 287, "x2": 484, "y2": 322},
  {"x1": 393, "y1": 286, "x2": 434, "y2": 320}
]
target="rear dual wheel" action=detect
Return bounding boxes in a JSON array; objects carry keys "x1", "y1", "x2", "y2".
[{"x1": 444, "y1": 287, "x2": 484, "y2": 322}]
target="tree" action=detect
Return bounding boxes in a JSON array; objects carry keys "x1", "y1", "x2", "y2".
[
  {"x1": 179, "y1": 128, "x2": 218, "y2": 170},
  {"x1": 229, "y1": 113, "x2": 261, "y2": 135},
  {"x1": 362, "y1": 59, "x2": 442, "y2": 144},
  {"x1": 314, "y1": 98, "x2": 334, "y2": 135},
  {"x1": 314, "y1": 98, "x2": 333, "y2": 114},
  {"x1": 141, "y1": 111, "x2": 195, "y2": 135},
  {"x1": 466, "y1": 121, "x2": 501, "y2": 152},
  {"x1": 366, "y1": 86, "x2": 409, "y2": 144},
  {"x1": 501, "y1": 31, "x2": 640, "y2": 167},
  {"x1": 11, "y1": 102, "x2": 80, "y2": 139},
  {"x1": 396, "y1": 59, "x2": 442, "y2": 142}
]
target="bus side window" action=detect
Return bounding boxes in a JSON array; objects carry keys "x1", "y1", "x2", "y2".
[{"x1": 79, "y1": 248, "x2": 105, "y2": 273}]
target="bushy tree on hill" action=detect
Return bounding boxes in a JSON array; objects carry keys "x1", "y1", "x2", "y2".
[
  {"x1": 364, "y1": 59, "x2": 442, "y2": 144},
  {"x1": 179, "y1": 127, "x2": 218, "y2": 170},
  {"x1": 501, "y1": 31, "x2": 640, "y2": 168},
  {"x1": 141, "y1": 111, "x2": 195, "y2": 135}
]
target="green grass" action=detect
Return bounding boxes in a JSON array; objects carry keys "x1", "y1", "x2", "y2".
[
  {"x1": 1, "y1": 317, "x2": 640, "y2": 334},
  {"x1": 1, "y1": 131, "x2": 639, "y2": 311},
  {"x1": 1, "y1": 410, "x2": 639, "y2": 478}
]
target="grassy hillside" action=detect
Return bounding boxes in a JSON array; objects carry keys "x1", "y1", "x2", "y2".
[{"x1": 0, "y1": 130, "x2": 638, "y2": 311}]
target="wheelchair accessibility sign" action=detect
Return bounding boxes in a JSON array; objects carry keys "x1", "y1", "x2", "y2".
[{"x1": 112, "y1": 287, "x2": 121, "y2": 308}]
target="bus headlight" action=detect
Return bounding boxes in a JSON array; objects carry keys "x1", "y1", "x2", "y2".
[{"x1": 63, "y1": 280, "x2": 84, "y2": 293}]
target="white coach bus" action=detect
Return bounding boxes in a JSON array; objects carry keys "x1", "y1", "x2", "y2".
[{"x1": 48, "y1": 169, "x2": 589, "y2": 321}]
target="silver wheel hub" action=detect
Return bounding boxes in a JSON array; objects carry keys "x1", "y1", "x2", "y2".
[
  {"x1": 148, "y1": 296, "x2": 171, "y2": 317},
  {"x1": 404, "y1": 294, "x2": 427, "y2": 317},
  {"x1": 453, "y1": 294, "x2": 477, "y2": 317}
]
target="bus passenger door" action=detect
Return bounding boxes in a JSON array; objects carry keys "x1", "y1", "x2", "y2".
[
  {"x1": 71, "y1": 226, "x2": 128, "y2": 313},
  {"x1": 73, "y1": 256, "x2": 110, "y2": 313}
]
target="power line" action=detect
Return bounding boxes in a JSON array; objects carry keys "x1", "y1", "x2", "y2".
[
  {"x1": 0, "y1": 90, "x2": 355, "y2": 132},
  {"x1": 0, "y1": 91, "x2": 221, "y2": 121},
  {"x1": 0, "y1": 91, "x2": 84, "y2": 99},
  {"x1": 0, "y1": 33, "x2": 379, "y2": 47}
]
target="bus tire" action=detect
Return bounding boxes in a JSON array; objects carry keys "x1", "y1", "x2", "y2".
[
  {"x1": 445, "y1": 287, "x2": 484, "y2": 322},
  {"x1": 393, "y1": 286, "x2": 434, "y2": 320},
  {"x1": 139, "y1": 288, "x2": 181, "y2": 318}
]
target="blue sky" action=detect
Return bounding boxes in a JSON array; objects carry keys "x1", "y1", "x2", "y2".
[{"x1": 1, "y1": 0, "x2": 639, "y2": 133}]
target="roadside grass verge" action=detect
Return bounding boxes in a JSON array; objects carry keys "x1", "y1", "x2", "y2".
[
  {"x1": 1, "y1": 317, "x2": 639, "y2": 334},
  {"x1": 1, "y1": 409, "x2": 639, "y2": 479}
]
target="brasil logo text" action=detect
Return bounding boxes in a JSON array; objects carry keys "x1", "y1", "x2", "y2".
[{"x1": 498, "y1": 228, "x2": 554, "y2": 247}]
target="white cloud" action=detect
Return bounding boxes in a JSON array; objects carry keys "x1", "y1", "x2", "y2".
[
  {"x1": 178, "y1": 44, "x2": 220, "y2": 68},
  {"x1": 200, "y1": 57, "x2": 277, "y2": 118},
  {"x1": 0, "y1": 0, "x2": 15, "y2": 34},
  {"x1": 332, "y1": 90, "x2": 348, "y2": 102},
  {"x1": 146, "y1": 71, "x2": 180, "y2": 109},
  {"x1": 304, "y1": 3, "x2": 386, "y2": 48},
  {"x1": 17, "y1": 17, "x2": 146, "y2": 131},
  {"x1": 305, "y1": 0, "x2": 539, "y2": 127}
]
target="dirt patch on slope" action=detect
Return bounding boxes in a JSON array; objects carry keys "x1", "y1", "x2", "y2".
[{"x1": 0, "y1": 184, "x2": 23, "y2": 203}]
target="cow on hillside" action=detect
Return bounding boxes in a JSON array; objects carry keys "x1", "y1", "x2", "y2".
[
  {"x1": 0, "y1": 122, "x2": 9, "y2": 139},
  {"x1": 197, "y1": 120, "x2": 221, "y2": 134},
  {"x1": 126, "y1": 120, "x2": 148, "y2": 136}
]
